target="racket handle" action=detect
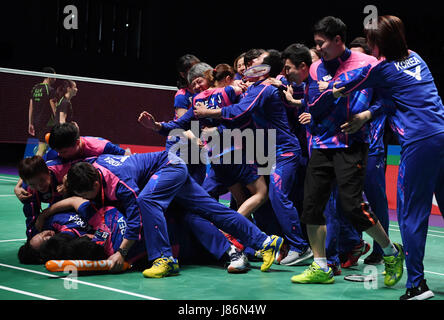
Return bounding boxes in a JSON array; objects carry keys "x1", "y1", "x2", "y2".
[{"x1": 45, "y1": 260, "x2": 131, "y2": 272}]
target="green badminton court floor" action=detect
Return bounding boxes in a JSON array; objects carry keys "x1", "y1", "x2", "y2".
[{"x1": 1, "y1": 172, "x2": 444, "y2": 301}]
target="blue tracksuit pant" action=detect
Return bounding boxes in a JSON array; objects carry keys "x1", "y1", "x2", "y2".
[
  {"x1": 137, "y1": 160, "x2": 268, "y2": 261},
  {"x1": 269, "y1": 152, "x2": 308, "y2": 253},
  {"x1": 364, "y1": 153, "x2": 389, "y2": 255},
  {"x1": 397, "y1": 132, "x2": 444, "y2": 288}
]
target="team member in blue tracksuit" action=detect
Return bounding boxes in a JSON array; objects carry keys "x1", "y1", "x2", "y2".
[
  {"x1": 291, "y1": 16, "x2": 403, "y2": 286},
  {"x1": 362, "y1": 102, "x2": 389, "y2": 264},
  {"x1": 138, "y1": 64, "x2": 267, "y2": 220},
  {"x1": 166, "y1": 54, "x2": 200, "y2": 154},
  {"x1": 331, "y1": 15, "x2": 444, "y2": 300},
  {"x1": 36, "y1": 152, "x2": 283, "y2": 278},
  {"x1": 17, "y1": 156, "x2": 68, "y2": 239},
  {"x1": 194, "y1": 50, "x2": 312, "y2": 266},
  {"x1": 278, "y1": 43, "x2": 365, "y2": 273}
]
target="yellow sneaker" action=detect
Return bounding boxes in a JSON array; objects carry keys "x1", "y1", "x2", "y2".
[
  {"x1": 383, "y1": 243, "x2": 404, "y2": 286},
  {"x1": 142, "y1": 257, "x2": 179, "y2": 278},
  {"x1": 260, "y1": 235, "x2": 284, "y2": 272},
  {"x1": 291, "y1": 262, "x2": 335, "y2": 284}
]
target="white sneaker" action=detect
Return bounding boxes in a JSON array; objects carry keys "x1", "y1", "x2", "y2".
[
  {"x1": 280, "y1": 247, "x2": 313, "y2": 266},
  {"x1": 227, "y1": 246, "x2": 250, "y2": 273}
]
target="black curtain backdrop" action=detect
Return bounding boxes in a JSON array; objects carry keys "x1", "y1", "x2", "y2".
[{"x1": 1, "y1": 0, "x2": 443, "y2": 145}]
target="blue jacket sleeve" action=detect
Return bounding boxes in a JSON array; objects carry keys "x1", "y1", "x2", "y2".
[
  {"x1": 220, "y1": 84, "x2": 269, "y2": 124},
  {"x1": 22, "y1": 187, "x2": 40, "y2": 238},
  {"x1": 368, "y1": 99, "x2": 384, "y2": 119},
  {"x1": 158, "y1": 107, "x2": 195, "y2": 136},
  {"x1": 174, "y1": 94, "x2": 191, "y2": 109},
  {"x1": 103, "y1": 142, "x2": 126, "y2": 155},
  {"x1": 115, "y1": 183, "x2": 142, "y2": 241},
  {"x1": 305, "y1": 74, "x2": 337, "y2": 120},
  {"x1": 77, "y1": 201, "x2": 97, "y2": 220},
  {"x1": 338, "y1": 62, "x2": 383, "y2": 95}
]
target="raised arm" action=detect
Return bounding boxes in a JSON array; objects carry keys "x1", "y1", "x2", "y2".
[
  {"x1": 35, "y1": 196, "x2": 88, "y2": 231},
  {"x1": 335, "y1": 61, "x2": 383, "y2": 96}
]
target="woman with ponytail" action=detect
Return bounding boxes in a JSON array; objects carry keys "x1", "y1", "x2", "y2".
[{"x1": 55, "y1": 80, "x2": 78, "y2": 124}]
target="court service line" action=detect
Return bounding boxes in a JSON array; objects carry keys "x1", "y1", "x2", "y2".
[
  {"x1": 0, "y1": 285, "x2": 57, "y2": 300},
  {"x1": 366, "y1": 226, "x2": 444, "y2": 277},
  {"x1": 389, "y1": 223, "x2": 444, "y2": 234},
  {"x1": 0, "y1": 174, "x2": 18, "y2": 178},
  {"x1": 0, "y1": 239, "x2": 26, "y2": 243},
  {"x1": 389, "y1": 227, "x2": 444, "y2": 238},
  {"x1": 0, "y1": 178, "x2": 18, "y2": 183},
  {"x1": 0, "y1": 263, "x2": 161, "y2": 300},
  {"x1": 0, "y1": 195, "x2": 16, "y2": 197},
  {"x1": 357, "y1": 257, "x2": 444, "y2": 278}
]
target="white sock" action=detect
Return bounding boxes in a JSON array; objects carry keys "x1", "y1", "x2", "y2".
[
  {"x1": 314, "y1": 257, "x2": 328, "y2": 271},
  {"x1": 382, "y1": 242, "x2": 398, "y2": 256}
]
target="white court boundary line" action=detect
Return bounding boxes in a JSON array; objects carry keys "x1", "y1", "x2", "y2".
[
  {"x1": 389, "y1": 227, "x2": 444, "y2": 238},
  {"x1": 0, "y1": 178, "x2": 18, "y2": 183},
  {"x1": 0, "y1": 285, "x2": 57, "y2": 300},
  {"x1": 389, "y1": 222, "x2": 444, "y2": 235},
  {"x1": 0, "y1": 263, "x2": 161, "y2": 300},
  {"x1": 0, "y1": 239, "x2": 26, "y2": 243},
  {"x1": 0, "y1": 67, "x2": 177, "y2": 91},
  {"x1": 362, "y1": 224, "x2": 444, "y2": 277}
]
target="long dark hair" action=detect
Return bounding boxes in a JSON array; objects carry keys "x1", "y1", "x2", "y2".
[
  {"x1": 18, "y1": 241, "x2": 43, "y2": 264},
  {"x1": 18, "y1": 155, "x2": 49, "y2": 183},
  {"x1": 39, "y1": 233, "x2": 107, "y2": 262},
  {"x1": 176, "y1": 54, "x2": 200, "y2": 89},
  {"x1": 203, "y1": 63, "x2": 235, "y2": 87},
  {"x1": 17, "y1": 233, "x2": 107, "y2": 264},
  {"x1": 365, "y1": 15, "x2": 409, "y2": 61}
]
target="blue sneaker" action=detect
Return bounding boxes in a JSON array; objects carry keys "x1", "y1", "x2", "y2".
[{"x1": 260, "y1": 235, "x2": 284, "y2": 272}]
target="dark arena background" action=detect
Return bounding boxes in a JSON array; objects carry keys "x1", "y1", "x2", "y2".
[
  {"x1": 0, "y1": 0, "x2": 443, "y2": 308},
  {"x1": 0, "y1": 0, "x2": 443, "y2": 154}
]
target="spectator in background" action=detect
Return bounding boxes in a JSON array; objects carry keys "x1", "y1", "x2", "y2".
[
  {"x1": 55, "y1": 80, "x2": 78, "y2": 125},
  {"x1": 28, "y1": 67, "x2": 57, "y2": 156},
  {"x1": 233, "y1": 52, "x2": 246, "y2": 80}
]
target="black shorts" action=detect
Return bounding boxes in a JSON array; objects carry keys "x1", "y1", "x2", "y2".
[{"x1": 301, "y1": 142, "x2": 378, "y2": 232}]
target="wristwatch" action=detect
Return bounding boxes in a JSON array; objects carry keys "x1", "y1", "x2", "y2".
[{"x1": 117, "y1": 247, "x2": 128, "y2": 258}]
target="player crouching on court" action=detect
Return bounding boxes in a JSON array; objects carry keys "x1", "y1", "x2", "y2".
[
  {"x1": 17, "y1": 156, "x2": 68, "y2": 240},
  {"x1": 14, "y1": 122, "x2": 130, "y2": 203},
  {"x1": 34, "y1": 152, "x2": 284, "y2": 278}
]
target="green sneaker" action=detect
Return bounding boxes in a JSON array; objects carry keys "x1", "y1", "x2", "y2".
[
  {"x1": 383, "y1": 243, "x2": 404, "y2": 286},
  {"x1": 260, "y1": 235, "x2": 284, "y2": 272},
  {"x1": 142, "y1": 257, "x2": 179, "y2": 278},
  {"x1": 291, "y1": 262, "x2": 335, "y2": 284}
]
